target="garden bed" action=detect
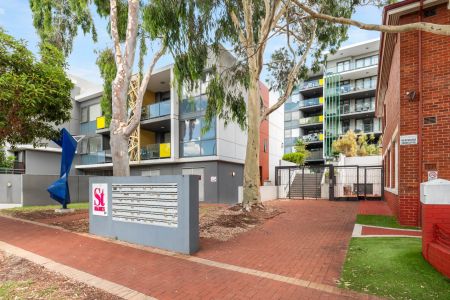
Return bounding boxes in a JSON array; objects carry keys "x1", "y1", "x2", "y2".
[
  {"x1": 1, "y1": 202, "x2": 283, "y2": 241},
  {"x1": 0, "y1": 251, "x2": 120, "y2": 300}
]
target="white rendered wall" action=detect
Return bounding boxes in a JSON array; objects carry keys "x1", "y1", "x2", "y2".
[{"x1": 268, "y1": 91, "x2": 285, "y2": 185}]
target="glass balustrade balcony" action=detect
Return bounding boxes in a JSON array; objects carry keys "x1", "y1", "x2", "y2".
[
  {"x1": 338, "y1": 83, "x2": 377, "y2": 94},
  {"x1": 80, "y1": 150, "x2": 112, "y2": 165},
  {"x1": 326, "y1": 61, "x2": 378, "y2": 75},
  {"x1": 299, "y1": 97, "x2": 323, "y2": 108},
  {"x1": 306, "y1": 149, "x2": 324, "y2": 160},
  {"x1": 340, "y1": 102, "x2": 375, "y2": 115},
  {"x1": 297, "y1": 79, "x2": 323, "y2": 91},
  {"x1": 141, "y1": 100, "x2": 171, "y2": 120},
  {"x1": 140, "y1": 143, "x2": 171, "y2": 160},
  {"x1": 299, "y1": 115, "x2": 323, "y2": 125},
  {"x1": 301, "y1": 133, "x2": 324, "y2": 143}
]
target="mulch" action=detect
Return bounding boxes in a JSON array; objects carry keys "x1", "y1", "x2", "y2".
[
  {"x1": 3, "y1": 204, "x2": 284, "y2": 242},
  {"x1": 0, "y1": 251, "x2": 121, "y2": 300}
]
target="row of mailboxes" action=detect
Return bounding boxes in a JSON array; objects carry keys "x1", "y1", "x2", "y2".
[{"x1": 111, "y1": 183, "x2": 179, "y2": 227}]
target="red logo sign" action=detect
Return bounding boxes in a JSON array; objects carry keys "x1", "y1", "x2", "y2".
[{"x1": 92, "y1": 183, "x2": 108, "y2": 216}]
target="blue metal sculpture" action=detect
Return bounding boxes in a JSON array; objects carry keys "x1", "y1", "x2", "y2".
[{"x1": 47, "y1": 128, "x2": 78, "y2": 209}]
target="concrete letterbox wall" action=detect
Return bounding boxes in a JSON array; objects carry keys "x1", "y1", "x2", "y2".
[
  {"x1": 420, "y1": 179, "x2": 450, "y2": 278},
  {"x1": 89, "y1": 175, "x2": 199, "y2": 254}
]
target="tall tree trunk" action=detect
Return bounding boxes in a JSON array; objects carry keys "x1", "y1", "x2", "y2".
[
  {"x1": 110, "y1": 72, "x2": 131, "y2": 176},
  {"x1": 242, "y1": 75, "x2": 262, "y2": 210},
  {"x1": 110, "y1": 123, "x2": 130, "y2": 176}
]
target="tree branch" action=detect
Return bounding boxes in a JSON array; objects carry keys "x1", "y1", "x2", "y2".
[
  {"x1": 124, "y1": 44, "x2": 167, "y2": 136},
  {"x1": 262, "y1": 23, "x2": 316, "y2": 120},
  {"x1": 123, "y1": 0, "x2": 140, "y2": 74},
  {"x1": 294, "y1": 0, "x2": 450, "y2": 36},
  {"x1": 110, "y1": 0, "x2": 122, "y2": 65}
]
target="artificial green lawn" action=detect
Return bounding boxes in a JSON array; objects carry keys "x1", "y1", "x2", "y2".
[
  {"x1": 0, "y1": 202, "x2": 88, "y2": 214},
  {"x1": 340, "y1": 238, "x2": 450, "y2": 300},
  {"x1": 356, "y1": 215, "x2": 420, "y2": 230}
]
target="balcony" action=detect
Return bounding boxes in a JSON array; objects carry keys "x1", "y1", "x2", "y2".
[
  {"x1": 340, "y1": 102, "x2": 375, "y2": 116},
  {"x1": 326, "y1": 61, "x2": 378, "y2": 75},
  {"x1": 297, "y1": 79, "x2": 323, "y2": 91},
  {"x1": 140, "y1": 143, "x2": 171, "y2": 160},
  {"x1": 80, "y1": 121, "x2": 97, "y2": 135},
  {"x1": 141, "y1": 100, "x2": 171, "y2": 120},
  {"x1": 299, "y1": 115, "x2": 323, "y2": 126},
  {"x1": 301, "y1": 133, "x2": 324, "y2": 144},
  {"x1": 80, "y1": 150, "x2": 112, "y2": 165},
  {"x1": 306, "y1": 149, "x2": 324, "y2": 161},
  {"x1": 299, "y1": 97, "x2": 323, "y2": 108}
]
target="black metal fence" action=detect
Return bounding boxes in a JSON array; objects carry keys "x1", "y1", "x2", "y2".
[{"x1": 275, "y1": 164, "x2": 384, "y2": 201}]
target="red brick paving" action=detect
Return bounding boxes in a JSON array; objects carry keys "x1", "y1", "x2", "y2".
[
  {"x1": 198, "y1": 200, "x2": 359, "y2": 286},
  {"x1": 0, "y1": 199, "x2": 378, "y2": 299},
  {"x1": 358, "y1": 201, "x2": 393, "y2": 216},
  {"x1": 361, "y1": 226, "x2": 421, "y2": 237}
]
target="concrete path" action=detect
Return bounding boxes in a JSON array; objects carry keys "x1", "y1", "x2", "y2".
[{"x1": 0, "y1": 200, "x2": 381, "y2": 299}]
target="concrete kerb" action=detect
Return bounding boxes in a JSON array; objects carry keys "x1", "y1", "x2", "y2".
[
  {"x1": 352, "y1": 223, "x2": 422, "y2": 238},
  {"x1": 0, "y1": 214, "x2": 376, "y2": 299},
  {"x1": 0, "y1": 241, "x2": 156, "y2": 300}
]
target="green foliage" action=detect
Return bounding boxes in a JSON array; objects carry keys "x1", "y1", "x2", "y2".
[
  {"x1": 96, "y1": 48, "x2": 117, "y2": 127},
  {"x1": 0, "y1": 29, "x2": 73, "y2": 146},
  {"x1": 340, "y1": 238, "x2": 450, "y2": 299},
  {"x1": 29, "y1": 0, "x2": 97, "y2": 56},
  {"x1": 333, "y1": 130, "x2": 381, "y2": 157},
  {"x1": 282, "y1": 139, "x2": 310, "y2": 165},
  {"x1": 0, "y1": 149, "x2": 14, "y2": 169}
]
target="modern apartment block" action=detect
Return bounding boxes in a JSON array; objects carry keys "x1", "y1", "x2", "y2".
[
  {"x1": 284, "y1": 39, "x2": 382, "y2": 162},
  {"x1": 8, "y1": 49, "x2": 284, "y2": 204}
]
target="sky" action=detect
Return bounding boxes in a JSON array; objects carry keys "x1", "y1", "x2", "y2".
[{"x1": 0, "y1": 1, "x2": 383, "y2": 84}]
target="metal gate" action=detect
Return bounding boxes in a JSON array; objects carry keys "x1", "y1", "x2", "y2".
[
  {"x1": 275, "y1": 165, "x2": 331, "y2": 199},
  {"x1": 332, "y1": 165, "x2": 383, "y2": 201},
  {"x1": 275, "y1": 165, "x2": 384, "y2": 201}
]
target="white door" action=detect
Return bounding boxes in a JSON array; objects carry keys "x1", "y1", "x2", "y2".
[{"x1": 182, "y1": 168, "x2": 204, "y2": 202}]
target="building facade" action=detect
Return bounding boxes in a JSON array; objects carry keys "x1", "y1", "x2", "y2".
[
  {"x1": 284, "y1": 39, "x2": 382, "y2": 162},
  {"x1": 378, "y1": 0, "x2": 450, "y2": 226},
  {"x1": 9, "y1": 50, "x2": 283, "y2": 204}
]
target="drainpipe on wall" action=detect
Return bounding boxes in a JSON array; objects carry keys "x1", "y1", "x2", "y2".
[{"x1": 418, "y1": 0, "x2": 424, "y2": 226}]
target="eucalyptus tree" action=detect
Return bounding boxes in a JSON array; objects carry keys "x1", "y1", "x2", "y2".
[
  {"x1": 29, "y1": 0, "x2": 172, "y2": 176},
  {"x1": 150, "y1": 0, "x2": 358, "y2": 210},
  {"x1": 153, "y1": 0, "x2": 450, "y2": 210}
]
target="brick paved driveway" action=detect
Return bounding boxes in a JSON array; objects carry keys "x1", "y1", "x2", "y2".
[
  {"x1": 0, "y1": 200, "x2": 378, "y2": 299},
  {"x1": 199, "y1": 200, "x2": 359, "y2": 285}
]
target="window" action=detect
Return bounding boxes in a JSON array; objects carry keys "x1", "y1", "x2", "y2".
[
  {"x1": 355, "y1": 76, "x2": 377, "y2": 90},
  {"x1": 88, "y1": 136, "x2": 102, "y2": 153},
  {"x1": 291, "y1": 111, "x2": 300, "y2": 120},
  {"x1": 336, "y1": 60, "x2": 350, "y2": 72},
  {"x1": 89, "y1": 104, "x2": 101, "y2": 121},
  {"x1": 180, "y1": 95, "x2": 207, "y2": 115},
  {"x1": 180, "y1": 117, "x2": 216, "y2": 157},
  {"x1": 341, "y1": 100, "x2": 350, "y2": 114},
  {"x1": 263, "y1": 139, "x2": 267, "y2": 153},
  {"x1": 355, "y1": 55, "x2": 378, "y2": 69},
  {"x1": 81, "y1": 107, "x2": 89, "y2": 123},
  {"x1": 285, "y1": 112, "x2": 292, "y2": 122},
  {"x1": 341, "y1": 119, "x2": 350, "y2": 134}
]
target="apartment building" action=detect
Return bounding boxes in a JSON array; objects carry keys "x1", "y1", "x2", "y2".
[
  {"x1": 9, "y1": 49, "x2": 284, "y2": 204},
  {"x1": 284, "y1": 39, "x2": 382, "y2": 162},
  {"x1": 378, "y1": 0, "x2": 450, "y2": 226}
]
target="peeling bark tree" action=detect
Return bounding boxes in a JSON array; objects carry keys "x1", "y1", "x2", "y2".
[
  {"x1": 108, "y1": 0, "x2": 166, "y2": 176},
  {"x1": 156, "y1": 0, "x2": 450, "y2": 210}
]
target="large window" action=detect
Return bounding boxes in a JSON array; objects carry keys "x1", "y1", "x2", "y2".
[
  {"x1": 180, "y1": 95, "x2": 207, "y2": 115},
  {"x1": 180, "y1": 117, "x2": 216, "y2": 157},
  {"x1": 355, "y1": 76, "x2": 377, "y2": 90},
  {"x1": 336, "y1": 60, "x2": 350, "y2": 72},
  {"x1": 355, "y1": 55, "x2": 378, "y2": 69},
  {"x1": 81, "y1": 103, "x2": 101, "y2": 123}
]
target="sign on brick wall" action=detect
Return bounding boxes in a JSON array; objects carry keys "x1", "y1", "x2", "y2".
[{"x1": 400, "y1": 134, "x2": 418, "y2": 145}]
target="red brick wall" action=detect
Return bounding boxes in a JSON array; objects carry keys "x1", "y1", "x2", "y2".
[
  {"x1": 421, "y1": 203, "x2": 450, "y2": 278},
  {"x1": 383, "y1": 4, "x2": 450, "y2": 226},
  {"x1": 259, "y1": 81, "x2": 269, "y2": 184}
]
